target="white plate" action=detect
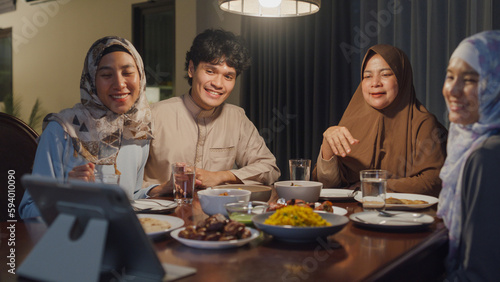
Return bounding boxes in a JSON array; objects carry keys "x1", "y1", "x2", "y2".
[
  {"x1": 349, "y1": 211, "x2": 434, "y2": 231},
  {"x1": 170, "y1": 227, "x2": 260, "y2": 249},
  {"x1": 137, "y1": 214, "x2": 184, "y2": 238},
  {"x1": 252, "y1": 212, "x2": 349, "y2": 242},
  {"x1": 313, "y1": 203, "x2": 348, "y2": 216},
  {"x1": 320, "y1": 189, "x2": 356, "y2": 200},
  {"x1": 354, "y1": 193, "x2": 438, "y2": 210},
  {"x1": 331, "y1": 206, "x2": 348, "y2": 216},
  {"x1": 132, "y1": 199, "x2": 177, "y2": 213}
]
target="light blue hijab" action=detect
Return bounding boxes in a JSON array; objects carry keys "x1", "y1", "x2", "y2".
[{"x1": 438, "y1": 30, "x2": 500, "y2": 264}]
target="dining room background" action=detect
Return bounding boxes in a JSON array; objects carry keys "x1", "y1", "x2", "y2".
[
  {"x1": 0, "y1": 0, "x2": 499, "y2": 181},
  {"x1": 240, "y1": 0, "x2": 500, "y2": 180}
]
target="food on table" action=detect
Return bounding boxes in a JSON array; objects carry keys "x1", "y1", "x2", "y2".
[
  {"x1": 218, "y1": 192, "x2": 229, "y2": 196},
  {"x1": 386, "y1": 197, "x2": 429, "y2": 205},
  {"x1": 289, "y1": 182, "x2": 302, "y2": 186},
  {"x1": 139, "y1": 217, "x2": 172, "y2": 233},
  {"x1": 385, "y1": 198, "x2": 403, "y2": 204},
  {"x1": 178, "y1": 214, "x2": 252, "y2": 241},
  {"x1": 267, "y1": 201, "x2": 287, "y2": 211},
  {"x1": 225, "y1": 201, "x2": 269, "y2": 224},
  {"x1": 264, "y1": 205, "x2": 331, "y2": 227},
  {"x1": 288, "y1": 199, "x2": 312, "y2": 208},
  {"x1": 316, "y1": 201, "x2": 334, "y2": 212},
  {"x1": 268, "y1": 198, "x2": 307, "y2": 211},
  {"x1": 267, "y1": 199, "x2": 334, "y2": 212}
]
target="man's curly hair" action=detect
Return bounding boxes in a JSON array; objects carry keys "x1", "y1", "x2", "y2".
[{"x1": 185, "y1": 29, "x2": 251, "y2": 86}]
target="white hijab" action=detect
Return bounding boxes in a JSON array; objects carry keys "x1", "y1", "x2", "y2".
[{"x1": 438, "y1": 30, "x2": 500, "y2": 265}]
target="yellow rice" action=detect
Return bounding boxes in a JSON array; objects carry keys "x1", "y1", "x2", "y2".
[{"x1": 264, "y1": 205, "x2": 331, "y2": 227}]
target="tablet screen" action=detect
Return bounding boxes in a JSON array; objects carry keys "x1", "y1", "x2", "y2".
[{"x1": 21, "y1": 175, "x2": 165, "y2": 281}]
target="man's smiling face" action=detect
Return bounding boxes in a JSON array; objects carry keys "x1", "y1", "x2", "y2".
[{"x1": 188, "y1": 59, "x2": 236, "y2": 110}]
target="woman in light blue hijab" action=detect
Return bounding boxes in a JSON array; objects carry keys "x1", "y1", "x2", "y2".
[{"x1": 438, "y1": 30, "x2": 500, "y2": 281}]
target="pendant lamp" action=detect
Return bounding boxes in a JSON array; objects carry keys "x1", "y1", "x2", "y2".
[{"x1": 218, "y1": 0, "x2": 321, "y2": 17}]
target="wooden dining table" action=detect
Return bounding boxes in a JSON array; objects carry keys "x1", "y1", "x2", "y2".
[{"x1": 1, "y1": 189, "x2": 448, "y2": 282}]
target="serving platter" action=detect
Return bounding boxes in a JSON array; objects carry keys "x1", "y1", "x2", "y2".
[
  {"x1": 252, "y1": 212, "x2": 348, "y2": 242},
  {"x1": 354, "y1": 193, "x2": 438, "y2": 210}
]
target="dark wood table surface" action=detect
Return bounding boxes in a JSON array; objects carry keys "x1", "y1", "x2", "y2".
[{"x1": 1, "y1": 190, "x2": 448, "y2": 282}]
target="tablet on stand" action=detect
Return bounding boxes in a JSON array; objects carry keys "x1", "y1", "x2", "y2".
[{"x1": 18, "y1": 174, "x2": 196, "y2": 282}]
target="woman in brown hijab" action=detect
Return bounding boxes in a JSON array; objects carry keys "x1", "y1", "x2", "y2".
[{"x1": 315, "y1": 44, "x2": 447, "y2": 196}]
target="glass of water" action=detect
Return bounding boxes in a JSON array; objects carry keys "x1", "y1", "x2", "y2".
[
  {"x1": 289, "y1": 159, "x2": 311, "y2": 181},
  {"x1": 360, "y1": 170, "x2": 387, "y2": 211}
]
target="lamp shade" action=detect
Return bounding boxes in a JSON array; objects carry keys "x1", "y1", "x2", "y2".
[{"x1": 218, "y1": 0, "x2": 320, "y2": 17}]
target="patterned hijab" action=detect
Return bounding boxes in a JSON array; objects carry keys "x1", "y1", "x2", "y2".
[
  {"x1": 337, "y1": 45, "x2": 445, "y2": 191},
  {"x1": 438, "y1": 30, "x2": 500, "y2": 261},
  {"x1": 43, "y1": 36, "x2": 153, "y2": 166}
]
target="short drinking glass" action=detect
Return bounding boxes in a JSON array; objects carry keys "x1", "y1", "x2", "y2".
[
  {"x1": 289, "y1": 159, "x2": 311, "y2": 181},
  {"x1": 94, "y1": 173, "x2": 120, "y2": 185},
  {"x1": 360, "y1": 169, "x2": 387, "y2": 211},
  {"x1": 172, "y1": 162, "x2": 195, "y2": 204}
]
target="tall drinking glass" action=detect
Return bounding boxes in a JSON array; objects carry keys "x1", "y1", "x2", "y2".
[
  {"x1": 172, "y1": 162, "x2": 195, "y2": 204},
  {"x1": 360, "y1": 169, "x2": 387, "y2": 211}
]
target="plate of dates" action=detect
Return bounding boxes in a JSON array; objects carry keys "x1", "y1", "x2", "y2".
[{"x1": 170, "y1": 214, "x2": 260, "y2": 249}]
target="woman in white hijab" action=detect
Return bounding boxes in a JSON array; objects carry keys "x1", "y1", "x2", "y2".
[
  {"x1": 19, "y1": 36, "x2": 154, "y2": 219},
  {"x1": 438, "y1": 30, "x2": 500, "y2": 281}
]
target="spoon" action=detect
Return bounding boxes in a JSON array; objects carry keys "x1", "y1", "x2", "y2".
[{"x1": 378, "y1": 210, "x2": 424, "y2": 218}]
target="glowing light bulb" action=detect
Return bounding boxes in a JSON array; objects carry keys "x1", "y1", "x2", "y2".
[{"x1": 258, "y1": 0, "x2": 282, "y2": 8}]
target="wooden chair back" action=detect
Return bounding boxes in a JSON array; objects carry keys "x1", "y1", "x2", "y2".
[{"x1": 0, "y1": 112, "x2": 39, "y2": 221}]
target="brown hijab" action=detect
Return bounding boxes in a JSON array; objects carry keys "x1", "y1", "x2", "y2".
[{"x1": 335, "y1": 44, "x2": 446, "y2": 195}]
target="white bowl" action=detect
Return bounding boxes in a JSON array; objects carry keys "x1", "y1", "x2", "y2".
[
  {"x1": 225, "y1": 201, "x2": 269, "y2": 224},
  {"x1": 213, "y1": 184, "x2": 272, "y2": 202},
  {"x1": 197, "y1": 189, "x2": 251, "y2": 216},
  {"x1": 274, "y1": 180, "x2": 323, "y2": 202}
]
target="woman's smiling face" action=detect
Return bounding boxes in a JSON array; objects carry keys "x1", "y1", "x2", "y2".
[
  {"x1": 95, "y1": 51, "x2": 140, "y2": 114},
  {"x1": 442, "y1": 57, "x2": 480, "y2": 125},
  {"x1": 361, "y1": 54, "x2": 399, "y2": 110}
]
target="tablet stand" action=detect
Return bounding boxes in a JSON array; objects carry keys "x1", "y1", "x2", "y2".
[
  {"x1": 19, "y1": 175, "x2": 198, "y2": 281},
  {"x1": 18, "y1": 213, "x2": 108, "y2": 282}
]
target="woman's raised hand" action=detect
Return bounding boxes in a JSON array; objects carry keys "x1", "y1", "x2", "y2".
[{"x1": 321, "y1": 126, "x2": 360, "y2": 159}]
